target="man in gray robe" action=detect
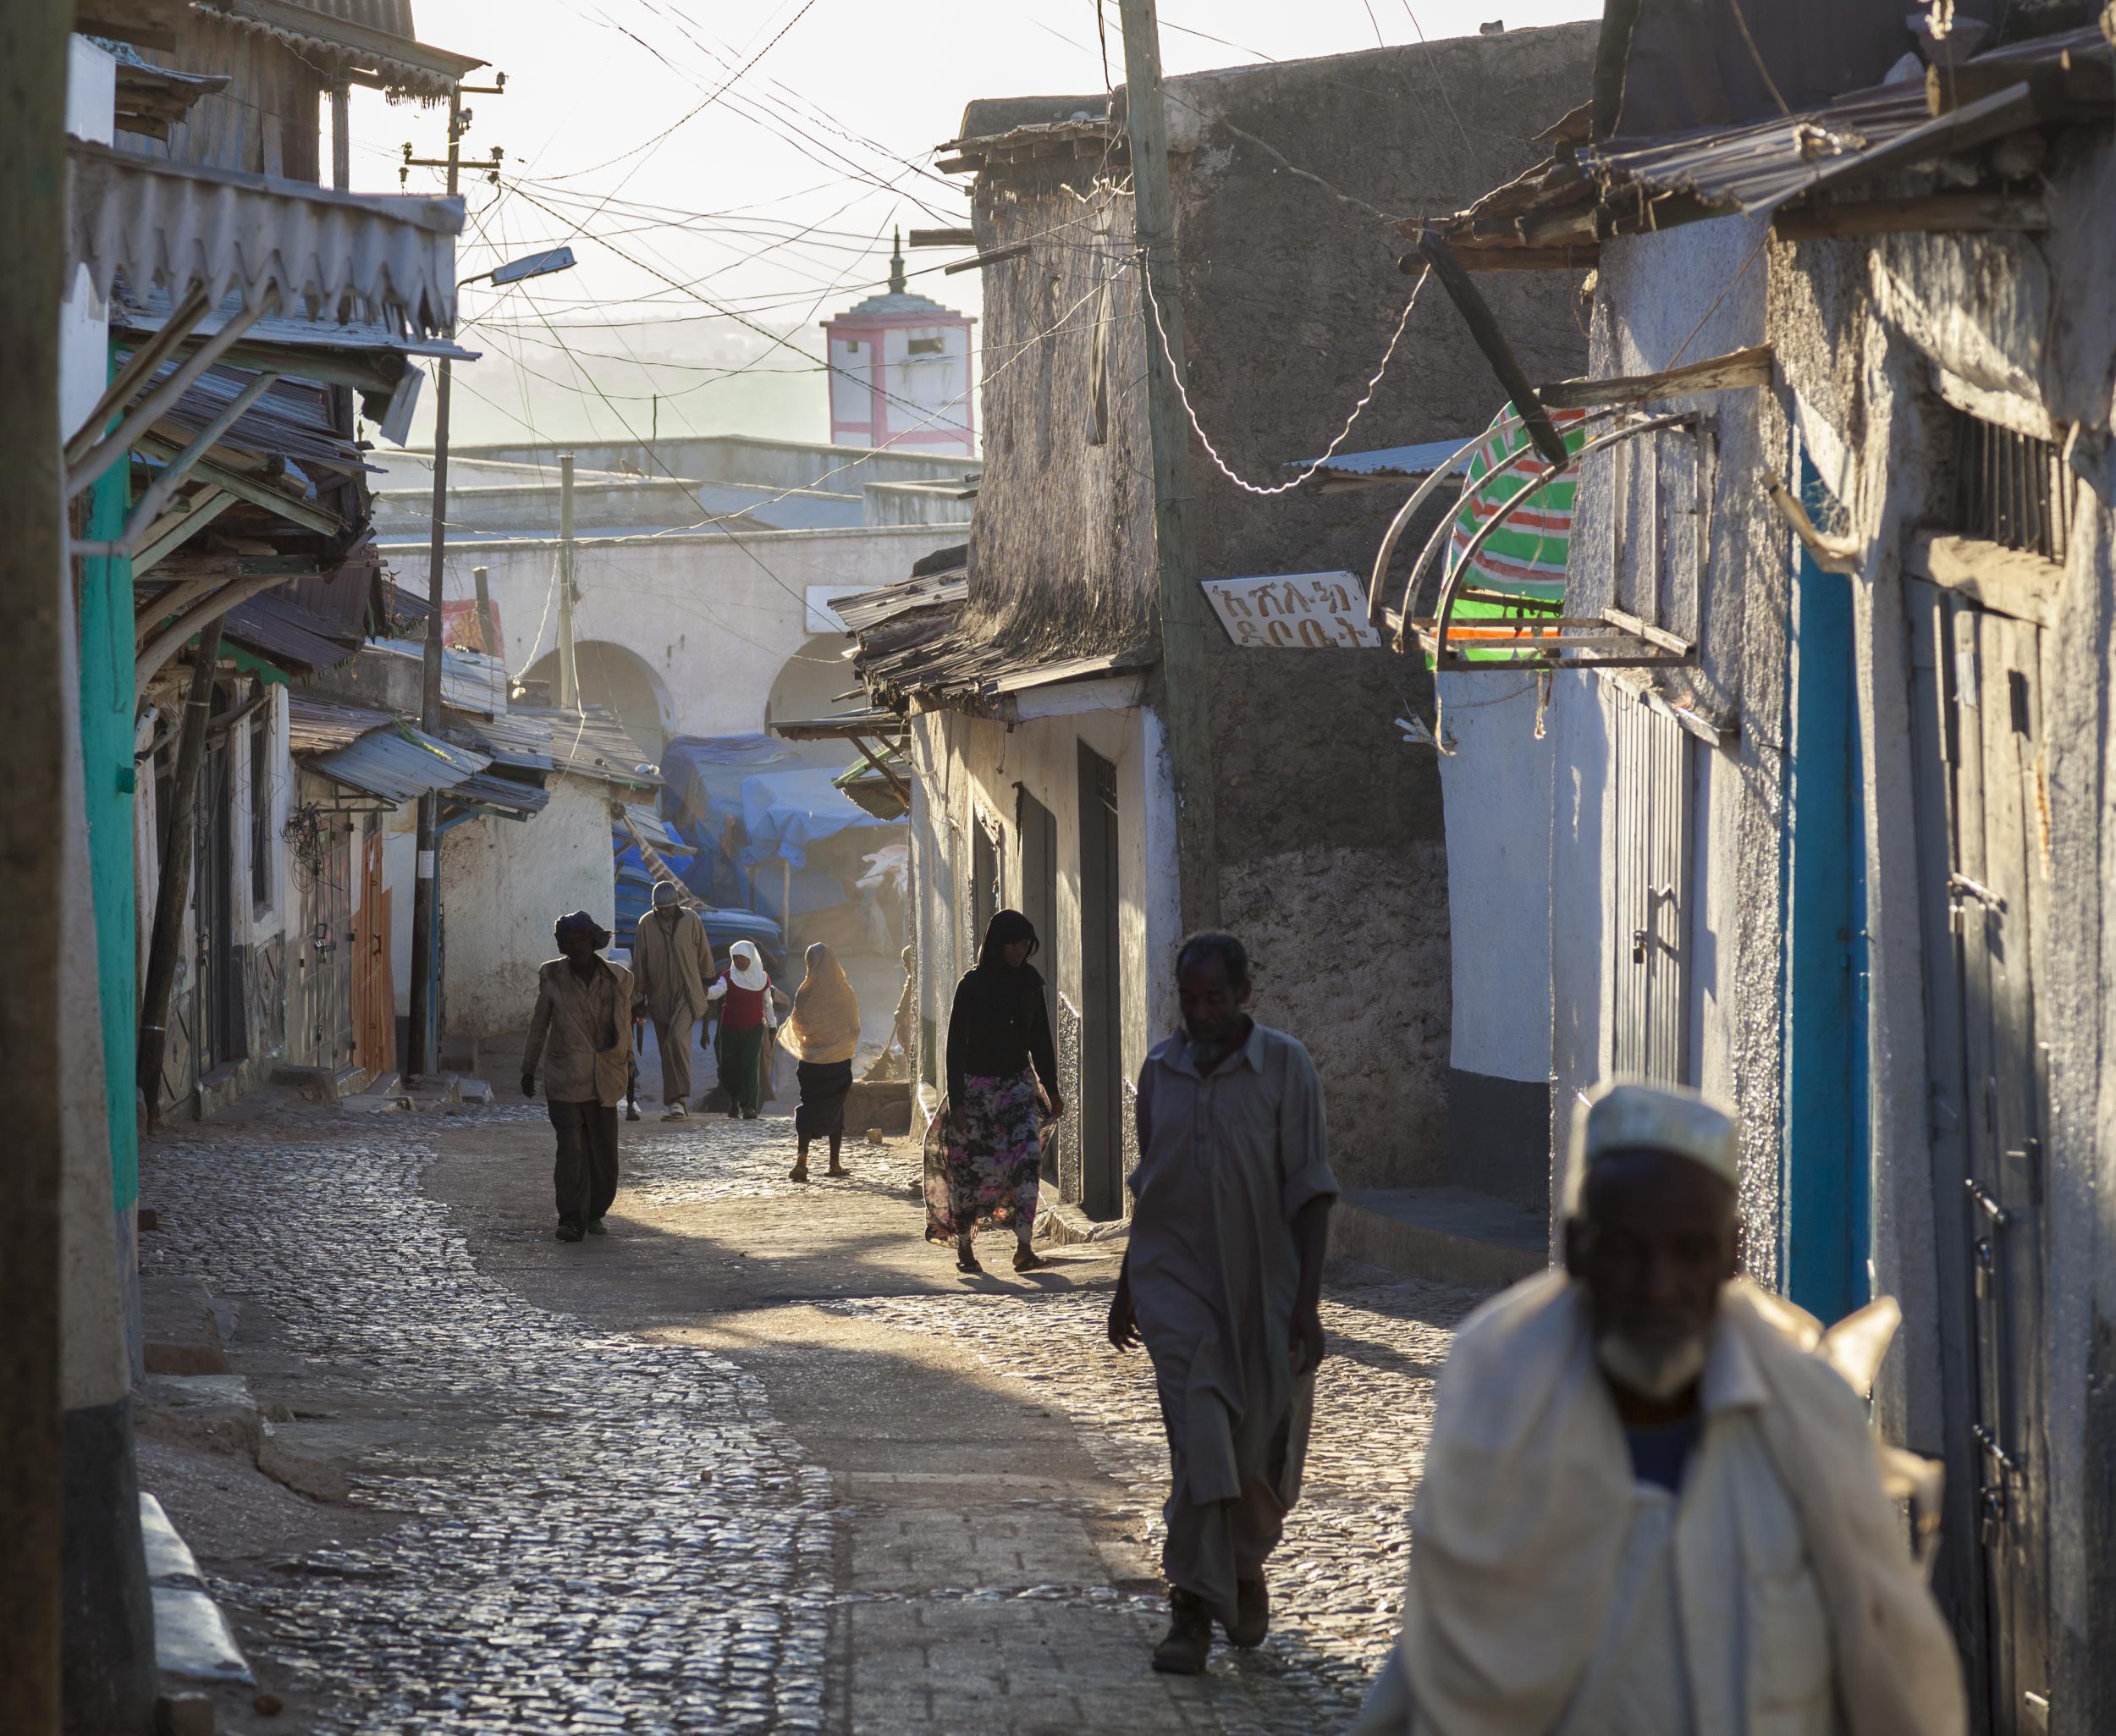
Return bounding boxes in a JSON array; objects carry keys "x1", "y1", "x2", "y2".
[
  {"x1": 1108, "y1": 930, "x2": 1337, "y2": 1675},
  {"x1": 631, "y1": 879, "x2": 711, "y2": 1118}
]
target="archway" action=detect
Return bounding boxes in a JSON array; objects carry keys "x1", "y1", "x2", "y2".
[
  {"x1": 764, "y1": 635, "x2": 866, "y2": 769},
  {"x1": 520, "y1": 639, "x2": 675, "y2": 761}
]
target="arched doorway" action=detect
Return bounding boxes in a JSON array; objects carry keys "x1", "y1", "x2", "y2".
[
  {"x1": 765, "y1": 635, "x2": 866, "y2": 768},
  {"x1": 520, "y1": 639, "x2": 675, "y2": 761}
]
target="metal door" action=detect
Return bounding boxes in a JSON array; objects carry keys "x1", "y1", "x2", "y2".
[
  {"x1": 1908, "y1": 580, "x2": 2052, "y2": 1733},
  {"x1": 1077, "y1": 743, "x2": 1123, "y2": 1220},
  {"x1": 351, "y1": 822, "x2": 394, "y2": 1077},
  {"x1": 1017, "y1": 789, "x2": 1061, "y2": 1181},
  {"x1": 1608, "y1": 688, "x2": 1690, "y2": 1082},
  {"x1": 294, "y1": 808, "x2": 355, "y2": 1071}
]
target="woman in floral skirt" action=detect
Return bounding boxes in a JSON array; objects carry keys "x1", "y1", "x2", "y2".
[{"x1": 927, "y1": 910, "x2": 1064, "y2": 1273}]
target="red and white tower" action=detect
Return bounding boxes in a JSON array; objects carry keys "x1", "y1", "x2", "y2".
[{"x1": 821, "y1": 230, "x2": 975, "y2": 455}]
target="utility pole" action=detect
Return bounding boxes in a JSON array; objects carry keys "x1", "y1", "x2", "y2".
[
  {"x1": 471, "y1": 563, "x2": 500, "y2": 660},
  {"x1": 558, "y1": 450, "x2": 578, "y2": 708},
  {"x1": 2, "y1": 6, "x2": 74, "y2": 1726},
  {"x1": 405, "y1": 75, "x2": 504, "y2": 1082},
  {"x1": 1118, "y1": 0, "x2": 1219, "y2": 933}
]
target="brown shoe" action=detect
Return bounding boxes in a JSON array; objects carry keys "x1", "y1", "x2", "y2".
[
  {"x1": 1226, "y1": 1573, "x2": 1269, "y2": 1648},
  {"x1": 1152, "y1": 1589, "x2": 1212, "y2": 1675}
]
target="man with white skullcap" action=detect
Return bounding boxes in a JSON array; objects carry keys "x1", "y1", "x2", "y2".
[{"x1": 1350, "y1": 1077, "x2": 1964, "y2": 1736}]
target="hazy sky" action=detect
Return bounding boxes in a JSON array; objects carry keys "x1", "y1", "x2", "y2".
[{"x1": 355, "y1": 0, "x2": 1600, "y2": 449}]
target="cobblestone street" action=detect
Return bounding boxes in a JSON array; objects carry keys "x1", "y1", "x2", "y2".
[{"x1": 138, "y1": 1094, "x2": 1478, "y2": 1734}]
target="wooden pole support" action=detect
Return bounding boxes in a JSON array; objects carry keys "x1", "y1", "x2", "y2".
[{"x1": 1411, "y1": 228, "x2": 1572, "y2": 471}]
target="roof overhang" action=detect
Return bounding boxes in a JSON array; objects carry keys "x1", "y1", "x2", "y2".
[
  {"x1": 1419, "y1": 26, "x2": 2113, "y2": 271},
  {"x1": 113, "y1": 60, "x2": 229, "y2": 141},
  {"x1": 205, "y1": 0, "x2": 487, "y2": 99},
  {"x1": 69, "y1": 138, "x2": 465, "y2": 333},
  {"x1": 769, "y1": 709, "x2": 908, "y2": 743}
]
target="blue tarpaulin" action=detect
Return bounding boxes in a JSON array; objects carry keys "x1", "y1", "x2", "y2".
[{"x1": 738, "y1": 767, "x2": 893, "y2": 869}]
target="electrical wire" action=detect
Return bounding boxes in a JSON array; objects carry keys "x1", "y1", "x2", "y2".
[{"x1": 1139, "y1": 256, "x2": 1431, "y2": 495}]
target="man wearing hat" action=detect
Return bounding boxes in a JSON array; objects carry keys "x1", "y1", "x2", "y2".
[
  {"x1": 1352, "y1": 1077, "x2": 1965, "y2": 1736},
  {"x1": 521, "y1": 911, "x2": 635, "y2": 1243}
]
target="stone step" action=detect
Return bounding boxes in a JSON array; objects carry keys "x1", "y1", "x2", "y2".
[
  {"x1": 1331, "y1": 1186, "x2": 1549, "y2": 1291},
  {"x1": 141, "y1": 1491, "x2": 252, "y2": 1689},
  {"x1": 140, "y1": 1276, "x2": 232, "y2": 1377}
]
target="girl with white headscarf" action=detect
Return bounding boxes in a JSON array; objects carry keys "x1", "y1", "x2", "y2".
[{"x1": 705, "y1": 940, "x2": 780, "y2": 1119}]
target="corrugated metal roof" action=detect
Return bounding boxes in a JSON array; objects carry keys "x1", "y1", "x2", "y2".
[
  {"x1": 618, "y1": 802, "x2": 679, "y2": 851},
  {"x1": 152, "y1": 362, "x2": 372, "y2": 480},
  {"x1": 300, "y1": 718, "x2": 488, "y2": 804},
  {"x1": 834, "y1": 570, "x2": 968, "y2": 633},
  {"x1": 1427, "y1": 24, "x2": 2113, "y2": 265},
  {"x1": 287, "y1": 692, "x2": 394, "y2": 752},
  {"x1": 69, "y1": 139, "x2": 464, "y2": 333},
  {"x1": 209, "y1": 0, "x2": 486, "y2": 101},
  {"x1": 449, "y1": 709, "x2": 554, "y2": 772},
  {"x1": 511, "y1": 705, "x2": 661, "y2": 789},
  {"x1": 367, "y1": 637, "x2": 509, "y2": 716},
  {"x1": 220, "y1": 590, "x2": 360, "y2": 674},
  {"x1": 442, "y1": 770, "x2": 550, "y2": 819},
  {"x1": 770, "y1": 708, "x2": 906, "y2": 742},
  {"x1": 114, "y1": 285, "x2": 477, "y2": 366}
]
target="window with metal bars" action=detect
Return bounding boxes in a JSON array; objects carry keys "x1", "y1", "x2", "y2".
[{"x1": 1951, "y1": 409, "x2": 2073, "y2": 564}]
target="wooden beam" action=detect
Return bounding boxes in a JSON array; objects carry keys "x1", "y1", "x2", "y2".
[
  {"x1": 1538, "y1": 344, "x2": 1774, "y2": 409},
  {"x1": 1772, "y1": 190, "x2": 2048, "y2": 240},
  {"x1": 1411, "y1": 228, "x2": 1572, "y2": 470},
  {"x1": 130, "y1": 488, "x2": 237, "y2": 582},
  {"x1": 850, "y1": 736, "x2": 910, "y2": 807},
  {"x1": 133, "y1": 432, "x2": 342, "y2": 534},
  {"x1": 906, "y1": 227, "x2": 977, "y2": 248}
]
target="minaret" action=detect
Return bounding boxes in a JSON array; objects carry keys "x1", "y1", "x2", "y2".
[{"x1": 820, "y1": 231, "x2": 977, "y2": 454}]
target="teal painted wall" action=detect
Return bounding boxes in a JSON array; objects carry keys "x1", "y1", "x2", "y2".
[{"x1": 80, "y1": 390, "x2": 138, "y2": 1212}]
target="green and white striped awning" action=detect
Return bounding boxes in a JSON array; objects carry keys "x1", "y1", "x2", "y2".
[
  {"x1": 1449, "y1": 405, "x2": 1589, "y2": 603},
  {"x1": 1435, "y1": 405, "x2": 1589, "y2": 664}
]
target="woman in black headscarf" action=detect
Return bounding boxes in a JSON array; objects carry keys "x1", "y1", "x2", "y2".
[{"x1": 924, "y1": 910, "x2": 1063, "y2": 1273}]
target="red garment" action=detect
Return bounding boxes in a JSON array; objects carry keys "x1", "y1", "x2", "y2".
[{"x1": 715, "y1": 975, "x2": 771, "y2": 1031}]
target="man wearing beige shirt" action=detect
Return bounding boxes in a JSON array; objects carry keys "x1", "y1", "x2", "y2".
[
  {"x1": 521, "y1": 911, "x2": 635, "y2": 1243},
  {"x1": 631, "y1": 879, "x2": 713, "y2": 1119}
]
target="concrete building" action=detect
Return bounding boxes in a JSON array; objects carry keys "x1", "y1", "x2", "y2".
[
  {"x1": 844, "y1": 25, "x2": 1597, "y2": 1226},
  {"x1": 373, "y1": 433, "x2": 976, "y2": 769},
  {"x1": 1402, "y1": 8, "x2": 2116, "y2": 1730}
]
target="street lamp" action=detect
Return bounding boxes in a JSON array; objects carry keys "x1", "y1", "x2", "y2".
[{"x1": 406, "y1": 244, "x2": 579, "y2": 1083}]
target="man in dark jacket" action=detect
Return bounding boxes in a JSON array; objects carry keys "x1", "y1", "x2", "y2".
[{"x1": 521, "y1": 911, "x2": 634, "y2": 1243}]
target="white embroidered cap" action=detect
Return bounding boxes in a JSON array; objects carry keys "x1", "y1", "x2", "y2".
[{"x1": 1574, "y1": 1076, "x2": 1739, "y2": 1188}]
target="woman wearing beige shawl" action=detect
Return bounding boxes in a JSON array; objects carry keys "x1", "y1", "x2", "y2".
[{"x1": 780, "y1": 942, "x2": 861, "y2": 1182}]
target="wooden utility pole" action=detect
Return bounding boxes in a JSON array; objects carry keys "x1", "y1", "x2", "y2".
[
  {"x1": 406, "y1": 85, "x2": 465, "y2": 1083},
  {"x1": 1118, "y1": 0, "x2": 1219, "y2": 933},
  {"x1": 558, "y1": 450, "x2": 578, "y2": 708},
  {"x1": 137, "y1": 620, "x2": 225, "y2": 1126},
  {"x1": 1, "y1": 6, "x2": 72, "y2": 1724}
]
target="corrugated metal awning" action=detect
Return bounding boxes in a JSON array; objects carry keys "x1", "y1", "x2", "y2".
[
  {"x1": 288, "y1": 692, "x2": 394, "y2": 752},
  {"x1": 449, "y1": 709, "x2": 554, "y2": 774},
  {"x1": 219, "y1": 590, "x2": 360, "y2": 675},
  {"x1": 69, "y1": 138, "x2": 464, "y2": 333},
  {"x1": 511, "y1": 705, "x2": 661, "y2": 790},
  {"x1": 770, "y1": 708, "x2": 906, "y2": 742},
  {"x1": 442, "y1": 771, "x2": 550, "y2": 821},
  {"x1": 299, "y1": 715, "x2": 489, "y2": 804},
  {"x1": 114, "y1": 285, "x2": 477, "y2": 390}
]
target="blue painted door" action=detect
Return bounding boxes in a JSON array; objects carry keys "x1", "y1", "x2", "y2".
[{"x1": 1781, "y1": 455, "x2": 1871, "y2": 1323}]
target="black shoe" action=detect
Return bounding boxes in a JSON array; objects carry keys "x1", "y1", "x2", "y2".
[
  {"x1": 1226, "y1": 1573, "x2": 1268, "y2": 1648},
  {"x1": 1152, "y1": 1589, "x2": 1212, "y2": 1675},
  {"x1": 556, "y1": 1221, "x2": 584, "y2": 1243},
  {"x1": 586, "y1": 1217, "x2": 608, "y2": 1236},
  {"x1": 741, "y1": 1109, "x2": 758, "y2": 1121}
]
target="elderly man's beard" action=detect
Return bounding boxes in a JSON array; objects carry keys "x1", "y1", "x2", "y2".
[{"x1": 1596, "y1": 1328, "x2": 1707, "y2": 1402}]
